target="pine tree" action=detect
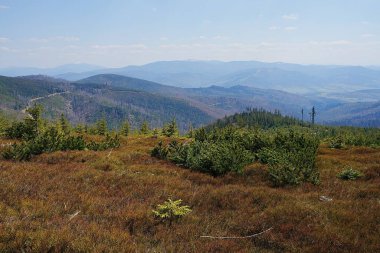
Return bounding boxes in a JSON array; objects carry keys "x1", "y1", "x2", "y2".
[
  {"x1": 75, "y1": 124, "x2": 84, "y2": 134},
  {"x1": 152, "y1": 128, "x2": 159, "y2": 137},
  {"x1": 162, "y1": 118, "x2": 179, "y2": 137},
  {"x1": 96, "y1": 117, "x2": 108, "y2": 135},
  {"x1": 140, "y1": 121, "x2": 150, "y2": 135},
  {"x1": 59, "y1": 113, "x2": 70, "y2": 135},
  {"x1": 24, "y1": 104, "x2": 44, "y2": 139},
  {"x1": 120, "y1": 120, "x2": 130, "y2": 137},
  {"x1": 187, "y1": 123, "x2": 194, "y2": 138},
  {"x1": 0, "y1": 111, "x2": 9, "y2": 136}
]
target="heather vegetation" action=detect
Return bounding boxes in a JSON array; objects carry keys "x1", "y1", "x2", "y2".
[{"x1": 0, "y1": 106, "x2": 379, "y2": 252}]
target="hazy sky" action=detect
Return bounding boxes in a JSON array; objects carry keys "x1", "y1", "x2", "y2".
[{"x1": 0, "y1": 0, "x2": 379, "y2": 68}]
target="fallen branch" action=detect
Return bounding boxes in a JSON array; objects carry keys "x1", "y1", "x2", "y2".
[
  {"x1": 68, "y1": 210, "x2": 81, "y2": 221},
  {"x1": 107, "y1": 149, "x2": 113, "y2": 158},
  {"x1": 200, "y1": 227, "x2": 273, "y2": 239}
]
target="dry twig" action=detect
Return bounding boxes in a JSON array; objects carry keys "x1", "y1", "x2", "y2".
[
  {"x1": 200, "y1": 227, "x2": 273, "y2": 239},
  {"x1": 68, "y1": 210, "x2": 81, "y2": 221}
]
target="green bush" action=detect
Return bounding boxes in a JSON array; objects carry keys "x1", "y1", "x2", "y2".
[
  {"x1": 2, "y1": 129, "x2": 120, "y2": 161},
  {"x1": 338, "y1": 167, "x2": 363, "y2": 180},
  {"x1": 2, "y1": 127, "x2": 86, "y2": 161},
  {"x1": 151, "y1": 141, "x2": 169, "y2": 159},
  {"x1": 86, "y1": 134, "x2": 120, "y2": 151},
  {"x1": 185, "y1": 141, "x2": 252, "y2": 176},
  {"x1": 162, "y1": 119, "x2": 179, "y2": 137},
  {"x1": 266, "y1": 130, "x2": 320, "y2": 186},
  {"x1": 329, "y1": 136, "x2": 345, "y2": 149},
  {"x1": 0, "y1": 113, "x2": 10, "y2": 137},
  {"x1": 152, "y1": 139, "x2": 252, "y2": 176},
  {"x1": 268, "y1": 155, "x2": 302, "y2": 186}
]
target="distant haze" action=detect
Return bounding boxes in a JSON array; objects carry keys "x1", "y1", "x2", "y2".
[
  {"x1": 0, "y1": 0, "x2": 380, "y2": 68},
  {"x1": 1, "y1": 60, "x2": 380, "y2": 94}
]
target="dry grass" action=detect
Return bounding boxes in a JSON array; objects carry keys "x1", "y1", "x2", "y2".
[{"x1": 0, "y1": 136, "x2": 379, "y2": 252}]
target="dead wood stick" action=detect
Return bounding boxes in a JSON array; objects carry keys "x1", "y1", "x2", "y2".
[
  {"x1": 107, "y1": 149, "x2": 113, "y2": 158},
  {"x1": 200, "y1": 227, "x2": 273, "y2": 239},
  {"x1": 68, "y1": 210, "x2": 81, "y2": 221}
]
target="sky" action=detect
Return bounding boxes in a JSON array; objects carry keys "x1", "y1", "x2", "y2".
[{"x1": 0, "y1": 0, "x2": 379, "y2": 68}]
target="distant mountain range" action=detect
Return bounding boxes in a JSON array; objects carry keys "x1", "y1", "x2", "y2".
[
  {"x1": 1, "y1": 73, "x2": 379, "y2": 128},
  {"x1": 0, "y1": 64, "x2": 104, "y2": 77},
  {"x1": 1, "y1": 61, "x2": 380, "y2": 94}
]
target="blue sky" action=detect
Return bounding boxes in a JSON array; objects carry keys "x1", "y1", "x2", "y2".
[{"x1": 0, "y1": 0, "x2": 379, "y2": 67}]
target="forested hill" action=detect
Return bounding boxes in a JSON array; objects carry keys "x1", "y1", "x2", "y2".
[
  {"x1": 208, "y1": 108, "x2": 302, "y2": 130},
  {"x1": 0, "y1": 75, "x2": 214, "y2": 131}
]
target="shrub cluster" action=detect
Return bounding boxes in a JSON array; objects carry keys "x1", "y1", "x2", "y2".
[
  {"x1": 318, "y1": 126, "x2": 380, "y2": 148},
  {"x1": 2, "y1": 127, "x2": 120, "y2": 161},
  {"x1": 0, "y1": 113, "x2": 10, "y2": 137},
  {"x1": 1, "y1": 105, "x2": 120, "y2": 161},
  {"x1": 152, "y1": 139, "x2": 252, "y2": 176},
  {"x1": 265, "y1": 130, "x2": 320, "y2": 186},
  {"x1": 152, "y1": 126, "x2": 320, "y2": 185}
]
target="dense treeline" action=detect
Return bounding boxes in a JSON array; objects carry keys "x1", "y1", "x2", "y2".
[
  {"x1": 209, "y1": 108, "x2": 380, "y2": 148},
  {"x1": 209, "y1": 108, "x2": 302, "y2": 130}
]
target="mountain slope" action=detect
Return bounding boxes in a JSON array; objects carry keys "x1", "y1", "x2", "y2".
[
  {"x1": 72, "y1": 74, "x2": 380, "y2": 128},
  {"x1": 319, "y1": 101, "x2": 380, "y2": 127},
  {"x1": 0, "y1": 75, "x2": 214, "y2": 131},
  {"x1": 55, "y1": 61, "x2": 380, "y2": 93},
  {"x1": 0, "y1": 64, "x2": 104, "y2": 77},
  {"x1": 0, "y1": 75, "x2": 69, "y2": 112},
  {"x1": 1, "y1": 73, "x2": 379, "y2": 128}
]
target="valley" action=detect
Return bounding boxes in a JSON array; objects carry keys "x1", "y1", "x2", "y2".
[{"x1": 1, "y1": 60, "x2": 380, "y2": 129}]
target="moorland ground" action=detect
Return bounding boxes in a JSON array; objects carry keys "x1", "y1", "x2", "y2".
[{"x1": 0, "y1": 136, "x2": 379, "y2": 252}]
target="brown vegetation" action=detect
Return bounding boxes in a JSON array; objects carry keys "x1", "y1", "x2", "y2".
[{"x1": 0, "y1": 137, "x2": 379, "y2": 252}]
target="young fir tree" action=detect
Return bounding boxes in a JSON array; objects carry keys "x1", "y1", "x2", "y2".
[
  {"x1": 120, "y1": 120, "x2": 130, "y2": 137},
  {"x1": 24, "y1": 104, "x2": 44, "y2": 139},
  {"x1": 59, "y1": 113, "x2": 71, "y2": 135},
  {"x1": 96, "y1": 117, "x2": 108, "y2": 135},
  {"x1": 75, "y1": 124, "x2": 85, "y2": 134},
  {"x1": 186, "y1": 123, "x2": 194, "y2": 138},
  {"x1": 152, "y1": 128, "x2": 160, "y2": 138},
  {"x1": 140, "y1": 121, "x2": 150, "y2": 135},
  {"x1": 0, "y1": 112, "x2": 9, "y2": 136},
  {"x1": 162, "y1": 118, "x2": 179, "y2": 137}
]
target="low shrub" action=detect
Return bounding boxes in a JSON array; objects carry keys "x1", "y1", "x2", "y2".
[
  {"x1": 152, "y1": 140, "x2": 252, "y2": 176},
  {"x1": 338, "y1": 167, "x2": 363, "y2": 180},
  {"x1": 268, "y1": 152, "x2": 319, "y2": 186},
  {"x1": 266, "y1": 129, "x2": 320, "y2": 186},
  {"x1": 151, "y1": 141, "x2": 168, "y2": 159},
  {"x1": 2, "y1": 129, "x2": 120, "y2": 161},
  {"x1": 86, "y1": 134, "x2": 120, "y2": 151},
  {"x1": 329, "y1": 136, "x2": 345, "y2": 149}
]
